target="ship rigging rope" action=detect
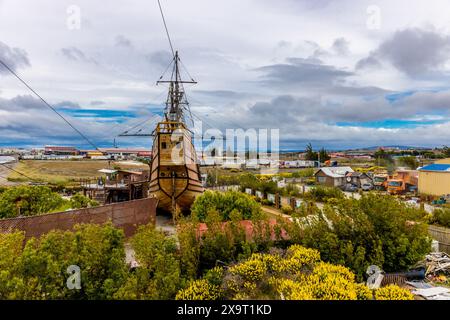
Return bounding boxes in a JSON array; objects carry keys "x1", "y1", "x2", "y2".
[
  {"x1": 117, "y1": 115, "x2": 160, "y2": 136},
  {"x1": 0, "y1": 59, "x2": 100, "y2": 151},
  {"x1": 157, "y1": 0, "x2": 175, "y2": 58}
]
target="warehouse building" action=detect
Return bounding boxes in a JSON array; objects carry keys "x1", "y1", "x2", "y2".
[
  {"x1": 44, "y1": 145, "x2": 79, "y2": 155},
  {"x1": 418, "y1": 164, "x2": 450, "y2": 196}
]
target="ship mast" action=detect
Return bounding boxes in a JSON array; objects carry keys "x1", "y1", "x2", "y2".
[{"x1": 157, "y1": 51, "x2": 197, "y2": 124}]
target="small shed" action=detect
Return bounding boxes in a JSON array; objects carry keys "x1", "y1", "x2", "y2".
[
  {"x1": 315, "y1": 166, "x2": 354, "y2": 188},
  {"x1": 345, "y1": 172, "x2": 372, "y2": 187}
]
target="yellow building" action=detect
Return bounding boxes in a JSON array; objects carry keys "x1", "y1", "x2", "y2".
[{"x1": 418, "y1": 164, "x2": 450, "y2": 196}]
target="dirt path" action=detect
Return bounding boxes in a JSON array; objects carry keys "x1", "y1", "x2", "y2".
[{"x1": 262, "y1": 206, "x2": 291, "y2": 219}]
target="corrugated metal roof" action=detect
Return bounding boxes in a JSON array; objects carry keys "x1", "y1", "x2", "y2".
[
  {"x1": 98, "y1": 169, "x2": 117, "y2": 174},
  {"x1": 419, "y1": 164, "x2": 450, "y2": 172},
  {"x1": 317, "y1": 166, "x2": 354, "y2": 178}
]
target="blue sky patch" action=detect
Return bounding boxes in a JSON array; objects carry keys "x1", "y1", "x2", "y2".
[{"x1": 337, "y1": 119, "x2": 447, "y2": 129}]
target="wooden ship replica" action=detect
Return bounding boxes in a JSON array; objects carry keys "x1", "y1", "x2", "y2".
[{"x1": 148, "y1": 51, "x2": 204, "y2": 213}]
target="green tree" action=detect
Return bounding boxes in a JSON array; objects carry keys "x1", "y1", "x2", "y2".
[
  {"x1": 442, "y1": 146, "x2": 450, "y2": 158},
  {"x1": 398, "y1": 156, "x2": 419, "y2": 169},
  {"x1": 430, "y1": 208, "x2": 450, "y2": 228},
  {"x1": 319, "y1": 147, "x2": 331, "y2": 162},
  {"x1": 303, "y1": 186, "x2": 344, "y2": 202},
  {"x1": 305, "y1": 143, "x2": 318, "y2": 161},
  {"x1": 177, "y1": 218, "x2": 201, "y2": 280},
  {"x1": 191, "y1": 190, "x2": 261, "y2": 222},
  {"x1": 70, "y1": 193, "x2": 99, "y2": 209},
  {"x1": 115, "y1": 225, "x2": 182, "y2": 300},
  {"x1": 282, "y1": 194, "x2": 431, "y2": 281},
  {"x1": 0, "y1": 186, "x2": 67, "y2": 218},
  {"x1": 0, "y1": 223, "x2": 129, "y2": 299}
]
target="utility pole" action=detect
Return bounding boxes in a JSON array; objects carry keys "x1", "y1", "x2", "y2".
[{"x1": 318, "y1": 151, "x2": 321, "y2": 168}]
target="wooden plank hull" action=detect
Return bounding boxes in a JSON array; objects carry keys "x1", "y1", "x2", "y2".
[{"x1": 149, "y1": 123, "x2": 204, "y2": 213}]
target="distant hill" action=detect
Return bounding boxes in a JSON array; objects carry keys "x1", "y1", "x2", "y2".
[{"x1": 361, "y1": 146, "x2": 432, "y2": 151}]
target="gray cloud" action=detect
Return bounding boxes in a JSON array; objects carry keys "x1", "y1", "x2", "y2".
[
  {"x1": 61, "y1": 47, "x2": 98, "y2": 65},
  {"x1": 54, "y1": 101, "x2": 81, "y2": 109},
  {"x1": 194, "y1": 90, "x2": 251, "y2": 100},
  {"x1": 90, "y1": 100, "x2": 105, "y2": 106},
  {"x1": 241, "y1": 89, "x2": 450, "y2": 126},
  {"x1": 363, "y1": 28, "x2": 450, "y2": 76},
  {"x1": 256, "y1": 57, "x2": 353, "y2": 87},
  {"x1": 0, "y1": 41, "x2": 30, "y2": 74},
  {"x1": 0, "y1": 95, "x2": 129, "y2": 147},
  {"x1": 355, "y1": 56, "x2": 381, "y2": 70},
  {"x1": 3, "y1": 0, "x2": 450, "y2": 149},
  {"x1": 115, "y1": 35, "x2": 133, "y2": 48},
  {"x1": 0, "y1": 95, "x2": 44, "y2": 111},
  {"x1": 329, "y1": 85, "x2": 391, "y2": 96},
  {"x1": 145, "y1": 50, "x2": 172, "y2": 69},
  {"x1": 332, "y1": 38, "x2": 350, "y2": 56},
  {"x1": 292, "y1": 0, "x2": 334, "y2": 10},
  {"x1": 199, "y1": 93, "x2": 450, "y2": 149}
]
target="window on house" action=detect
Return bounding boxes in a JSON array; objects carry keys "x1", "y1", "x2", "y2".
[
  {"x1": 318, "y1": 177, "x2": 326, "y2": 183},
  {"x1": 161, "y1": 142, "x2": 167, "y2": 149}
]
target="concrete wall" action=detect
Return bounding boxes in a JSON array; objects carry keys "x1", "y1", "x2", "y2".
[
  {"x1": 0, "y1": 197, "x2": 158, "y2": 239},
  {"x1": 419, "y1": 171, "x2": 450, "y2": 196}
]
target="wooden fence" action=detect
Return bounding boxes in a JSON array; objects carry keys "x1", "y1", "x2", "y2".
[
  {"x1": 0, "y1": 197, "x2": 158, "y2": 239},
  {"x1": 428, "y1": 225, "x2": 450, "y2": 254}
]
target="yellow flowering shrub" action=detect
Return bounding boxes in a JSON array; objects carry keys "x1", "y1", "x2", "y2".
[
  {"x1": 245, "y1": 253, "x2": 281, "y2": 272},
  {"x1": 228, "y1": 258, "x2": 267, "y2": 282},
  {"x1": 179, "y1": 245, "x2": 412, "y2": 301},
  {"x1": 287, "y1": 245, "x2": 321, "y2": 265},
  {"x1": 374, "y1": 284, "x2": 413, "y2": 300},
  {"x1": 276, "y1": 278, "x2": 313, "y2": 300},
  {"x1": 272, "y1": 245, "x2": 321, "y2": 274},
  {"x1": 355, "y1": 283, "x2": 373, "y2": 300},
  {"x1": 299, "y1": 272, "x2": 358, "y2": 300},
  {"x1": 223, "y1": 245, "x2": 374, "y2": 300},
  {"x1": 312, "y1": 262, "x2": 355, "y2": 282},
  {"x1": 175, "y1": 279, "x2": 221, "y2": 300}
]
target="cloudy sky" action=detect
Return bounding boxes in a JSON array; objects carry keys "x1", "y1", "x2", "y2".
[{"x1": 1, "y1": 0, "x2": 450, "y2": 150}]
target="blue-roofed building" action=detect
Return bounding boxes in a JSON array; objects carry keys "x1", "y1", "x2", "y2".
[{"x1": 418, "y1": 163, "x2": 450, "y2": 196}]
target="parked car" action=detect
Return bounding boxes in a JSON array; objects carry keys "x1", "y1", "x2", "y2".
[
  {"x1": 344, "y1": 184, "x2": 358, "y2": 192},
  {"x1": 361, "y1": 183, "x2": 373, "y2": 191}
]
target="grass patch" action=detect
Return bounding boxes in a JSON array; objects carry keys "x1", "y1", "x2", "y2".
[{"x1": 6, "y1": 160, "x2": 149, "y2": 186}]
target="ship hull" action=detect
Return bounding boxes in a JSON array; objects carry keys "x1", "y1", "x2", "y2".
[{"x1": 149, "y1": 122, "x2": 204, "y2": 213}]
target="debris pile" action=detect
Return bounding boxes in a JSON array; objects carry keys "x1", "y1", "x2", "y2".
[
  {"x1": 418, "y1": 252, "x2": 450, "y2": 277},
  {"x1": 411, "y1": 286, "x2": 450, "y2": 300},
  {"x1": 409, "y1": 252, "x2": 450, "y2": 300}
]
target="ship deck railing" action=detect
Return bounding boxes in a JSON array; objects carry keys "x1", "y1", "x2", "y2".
[
  {"x1": 80, "y1": 178, "x2": 149, "y2": 190},
  {"x1": 155, "y1": 121, "x2": 190, "y2": 134}
]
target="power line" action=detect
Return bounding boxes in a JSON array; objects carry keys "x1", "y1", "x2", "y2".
[
  {"x1": 157, "y1": 0, "x2": 175, "y2": 58},
  {"x1": 117, "y1": 115, "x2": 160, "y2": 136},
  {"x1": 0, "y1": 59, "x2": 100, "y2": 151},
  {"x1": 0, "y1": 163, "x2": 35, "y2": 181}
]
